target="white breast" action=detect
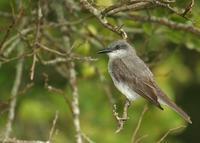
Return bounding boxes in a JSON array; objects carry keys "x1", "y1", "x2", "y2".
[
  {"x1": 108, "y1": 63, "x2": 139, "y2": 101},
  {"x1": 114, "y1": 81, "x2": 139, "y2": 101}
]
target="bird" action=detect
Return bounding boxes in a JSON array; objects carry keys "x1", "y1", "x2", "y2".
[{"x1": 97, "y1": 40, "x2": 192, "y2": 124}]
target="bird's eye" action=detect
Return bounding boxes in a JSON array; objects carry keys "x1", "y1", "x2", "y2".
[{"x1": 115, "y1": 45, "x2": 120, "y2": 50}]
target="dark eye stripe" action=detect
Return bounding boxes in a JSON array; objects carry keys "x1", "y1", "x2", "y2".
[{"x1": 116, "y1": 45, "x2": 120, "y2": 49}]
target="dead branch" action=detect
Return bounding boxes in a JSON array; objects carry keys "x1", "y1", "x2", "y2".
[
  {"x1": 48, "y1": 111, "x2": 59, "y2": 143},
  {"x1": 122, "y1": 14, "x2": 200, "y2": 36},
  {"x1": 0, "y1": 8, "x2": 24, "y2": 52},
  {"x1": 43, "y1": 73, "x2": 73, "y2": 114},
  {"x1": 81, "y1": 132, "x2": 95, "y2": 143},
  {"x1": 80, "y1": 0, "x2": 128, "y2": 39},
  {"x1": 36, "y1": 43, "x2": 66, "y2": 56},
  {"x1": 1, "y1": 138, "x2": 48, "y2": 143},
  {"x1": 30, "y1": 0, "x2": 42, "y2": 80},
  {"x1": 69, "y1": 62, "x2": 82, "y2": 143},
  {"x1": 4, "y1": 48, "x2": 24, "y2": 141},
  {"x1": 102, "y1": 1, "x2": 153, "y2": 16},
  {"x1": 132, "y1": 105, "x2": 148, "y2": 143},
  {"x1": 40, "y1": 56, "x2": 97, "y2": 65},
  {"x1": 156, "y1": 126, "x2": 186, "y2": 143},
  {"x1": 182, "y1": 0, "x2": 194, "y2": 16}
]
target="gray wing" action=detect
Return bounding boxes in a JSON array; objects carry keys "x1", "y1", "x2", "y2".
[{"x1": 110, "y1": 57, "x2": 163, "y2": 109}]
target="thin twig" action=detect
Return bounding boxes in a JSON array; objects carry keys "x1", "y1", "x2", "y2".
[
  {"x1": 36, "y1": 43, "x2": 66, "y2": 56},
  {"x1": 30, "y1": 54, "x2": 37, "y2": 80},
  {"x1": 102, "y1": 1, "x2": 153, "y2": 16},
  {"x1": 131, "y1": 105, "x2": 148, "y2": 143},
  {"x1": 81, "y1": 132, "x2": 95, "y2": 143},
  {"x1": 1, "y1": 28, "x2": 32, "y2": 55},
  {"x1": 43, "y1": 73, "x2": 73, "y2": 113},
  {"x1": 122, "y1": 14, "x2": 200, "y2": 36},
  {"x1": 40, "y1": 56, "x2": 97, "y2": 65},
  {"x1": 182, "y1": 0, "x2": 194, "y2": 17},
  {"x1": 48, "y1": 111, "x2": 59, "y2": 143},
  {"x1": 30, "y1": 0, "x2": 42, "y2": 80},
  {"x1": 153, "y1": 0, "x2": 184, "y2": 16},
  {"x1": 80, "y1": 0, "x2": 128, "y2": 39},
  {"x1": 134, "y1": 134, "x2": 148, "y2": 143},
  {"x1": 156, "y1": 126, "x2": 186, "y2": 143},
  {"x1": 0, "y1": 8, "x2": 23, "y2": 52}
]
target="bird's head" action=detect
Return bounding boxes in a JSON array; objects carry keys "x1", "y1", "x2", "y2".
[{"x1": 97, "y1": 40, "x2": 134, "y2": 58}]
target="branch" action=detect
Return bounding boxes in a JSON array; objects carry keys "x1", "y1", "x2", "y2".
[
  {"x1": 102, "y1": 1, "x2": 153, "y2": 16},
  {"x1": 101, "y1": 0, "x2": 193, "y2": 19},
  {"x1": 36, "y1": 43, "x2": 66, "y2": 56},
  {"x1": 1, "y1": 138, "x2": 48, "y2": 143},
  {"x1": 30, "y1": 0, "x2": 42, "y2": 80},
  {"x1": 182, "y1": 0, "x2": 194, "y2": 17},
  {"x1": 48, "y1": 111, "x2": 59, "y2": 143},
  {"x1": 131, "y1": 105, "x2": 148, "y2": 143},
  {"x1": 80, "y1": 0, "x2": 128, "y2": 39},
  {"x1": 123, "y1": 14, "x2": 200, "y2": 36},
  {"x1": 0, "y1": 8, "x2": 24, "y2": 52},
  {"x1": 69, "y1": 62, "x2": 82, "y2": 143},
  {"x1": 81, "y1": 132, "x2": 95, "y2": 143},
  {"x1": 4, "y1": 48, "x2": 24, "y2": 141},
  {"x1": 43, "y1": 73, "x2": 73, "y2": 114},
  {"x1": 156, "y1": 126, "x2": 186, "y2": 143},
  {"x1": 113, "y1": 100, "x2": 130, "y2": 133},
  {"x1": 153, "y1": 0, "x2": 184, "y2": 16},
  {"x1": 40, "y1": 56, "x2": 97, "y2": 65}
]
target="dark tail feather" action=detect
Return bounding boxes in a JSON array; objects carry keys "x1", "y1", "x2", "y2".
[{"x1": 157, "y1": 91, "x2": 192, "y2": 124}]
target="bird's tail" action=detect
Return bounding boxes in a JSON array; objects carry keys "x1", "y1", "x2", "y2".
[{"x1": 157, "y1": 90, "x2": 192, "y2": 124}]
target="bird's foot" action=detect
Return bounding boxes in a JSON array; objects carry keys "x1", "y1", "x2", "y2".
[
  {"x1": 116, "y1": 116, "x2": 129, "y2": 122},
  {"x1": 113, "y1": 100, "x2": 130, "y2": 133}
]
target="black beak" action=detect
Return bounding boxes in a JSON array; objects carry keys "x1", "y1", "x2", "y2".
[{"x1": 97, "y1": 48, "x2": 112, "y2": 54}]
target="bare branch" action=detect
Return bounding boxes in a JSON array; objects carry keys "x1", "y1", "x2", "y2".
[
  {"x1": 102, "y1": 1, "x2": 153, "y2": 16},
  {"x1": 36, "y1": 43, "x2": 66, "y2": 56},
  {"x1": 123, "y1": 14, "x2": 200, "y2": 36},
  {"x1": 43, "y1": 73, "x2": 73, "y2": 113},
  {"x1": 4, "y1": 48, "x2": 24, "y2": 141},
  {"x1": 81, "y1": 132, "x2": 95, "y2": 143},
  {"x1": 182, "y1": 0, "x2": 194, "y2": 16},
  {"x1": 80, "y1": 0, "x2": 128, "y2": 39},
  {"x1": 153, "y1": 0, "x2": 185, "y2": 16},
  {"x1": 1, "y1": 138, "x2": 48, "y2": 143},
  {"x1": 48, "y1": 111, "x2": 59, "y2": 143},
  {"x1": 30, "y1": 54, "x2": 37, "y2": 80},
  {"x1": 0, "y1": 8, "x2": 24, "y2": 52},
  {"x1": 131, "y1": 105, "x2": 148, "y2": 143},
  {"x1": 156, "y1": 126, "x2": 186, "y2": 143},
  {"x1": 30, "y1": 0, "x2": 42, "y2": 80},
  {"x1": 40, "y1": 56, "x2": 97, "y2": 65},
  {"x1": 134, "y1": 134, "x2": 148, "y2": 143},
  {"x1": 69, "y1": 62, "x2": 82, "y2": 143}
]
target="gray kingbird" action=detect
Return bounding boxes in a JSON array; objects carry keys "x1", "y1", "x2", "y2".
[{"x1": 98, "y1": 40, "x2": 192, "y2": 124}]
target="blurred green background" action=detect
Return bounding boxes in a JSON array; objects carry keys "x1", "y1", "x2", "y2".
[{"x1": 0, "y1": 0, "x2": 200, "y2": 143}]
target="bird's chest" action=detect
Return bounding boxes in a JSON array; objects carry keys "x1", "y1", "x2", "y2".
[{"x1": 108, "y1": 62, "x2": 138, "y2": 101}]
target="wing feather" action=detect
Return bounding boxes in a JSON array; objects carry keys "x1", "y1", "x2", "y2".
[{"x1": 110, "y1": 58, "x2": 163, "y2": 109}]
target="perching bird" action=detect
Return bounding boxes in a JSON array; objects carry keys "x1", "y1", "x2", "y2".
[{"x1": 98, "y1": 40, "x2": 192, "y2": 124}]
